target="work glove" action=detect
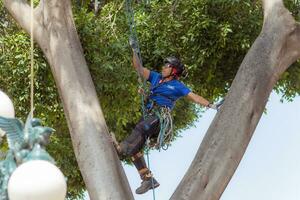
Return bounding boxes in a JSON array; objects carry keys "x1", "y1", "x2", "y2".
[
  {"x1": 207, "y1": 103, "x2": 218, "y2": 110},
  {"x1": 129, "y1": 36, "x2": 139, "y2": 52},
  {"x1": 208, "y1": 99, "x2": 224, "y2": 111},
  {"x1": 138, "y1": 87, "x2": 145, "y2": 95}
]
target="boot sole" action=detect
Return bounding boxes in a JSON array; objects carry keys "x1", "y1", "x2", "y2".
[{"x1": 136, "y1": 182, "x2": 160, "y2": 195}]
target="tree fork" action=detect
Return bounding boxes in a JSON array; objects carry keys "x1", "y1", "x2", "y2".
[
  {"x1": 3, "y1": 0, "x2": 134, "y2": 199},
  {"x1": 171, "y1": 0, "x2": 300, "y2": 199}
]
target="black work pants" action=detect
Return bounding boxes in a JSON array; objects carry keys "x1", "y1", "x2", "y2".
[
  {"x1": 119, "y1": 114, "x2": 160, "y2": 157},
  {"x1": 119, "y1": 114, "x2": 160, "y2": 180}
]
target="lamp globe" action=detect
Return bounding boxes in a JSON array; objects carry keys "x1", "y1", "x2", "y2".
[
  {"x1": 0, "y1": 90, "x2": 15, "y2": 118},
  {"x1": 8, "y1": 160, "x2": 67, "y2": 200}
]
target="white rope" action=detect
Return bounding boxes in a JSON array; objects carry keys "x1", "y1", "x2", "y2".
[{"x1": 30, "y1": 0, "x2": 34, "y2": 116}]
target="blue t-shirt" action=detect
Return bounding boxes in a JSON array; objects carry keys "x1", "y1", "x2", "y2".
[{"x1": 146, "y1": 71, "x2": 191, "y2": 109}]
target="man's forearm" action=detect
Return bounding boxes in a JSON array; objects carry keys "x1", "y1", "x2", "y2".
[
  {"x1": 187, "y1": 92, "x2": 210, "y2": 107},
  {"x1": 194, "y1": 95, "x2": 219, "y2": 110},
  {"x1": 196, "y1": 96, "x2": 210, "y2": 107}
]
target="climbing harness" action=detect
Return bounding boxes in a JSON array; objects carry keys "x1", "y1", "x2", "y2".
[{"x1": 145, "y1": 100, "x2": 174, "y2": 150}]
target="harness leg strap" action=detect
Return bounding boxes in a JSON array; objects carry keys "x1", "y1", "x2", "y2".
[{"x1": 131, "y1": 152, "x2": 151, "y2": 180}]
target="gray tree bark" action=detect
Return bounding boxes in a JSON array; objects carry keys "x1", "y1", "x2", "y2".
[
  {"x1": 171, "y1": 0, "x2": 300, "y2": 199},
  {"x1": 3, "y1": 0, "x2": 134, "y2": 199}
]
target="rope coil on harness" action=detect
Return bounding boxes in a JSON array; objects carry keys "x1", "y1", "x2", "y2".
[
  {"x1": 155, "y1": 107, "x2": 173, "y2": 150},
  {"x1": 145, "y1": 106, "x2": 173, "y2": 150}
]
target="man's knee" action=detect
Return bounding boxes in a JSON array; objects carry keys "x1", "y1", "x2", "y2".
[
  {"x1": 118, "y1": 117, "x2": 159, "y2": 157},
  {"x1": 119, "y1": 141, "x2": 134, "y2": 157}
]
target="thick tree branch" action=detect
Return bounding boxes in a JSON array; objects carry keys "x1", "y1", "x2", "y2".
[
  {"x1": 171, "y1": 0, "x2": 300, "y2": 199},
  {"x1": 261, "y1": 1, "x2": 300, "y2": 77},
  {"x1": 4, "y1": 0, "x2": 134, "y2": 199}
]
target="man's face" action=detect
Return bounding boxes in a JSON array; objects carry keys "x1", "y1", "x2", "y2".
[{"x1": 161, "y1": 63, "x2": 173, "y2": 78}]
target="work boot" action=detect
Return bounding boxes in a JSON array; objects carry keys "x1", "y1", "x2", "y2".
[
  {"x1": 135, "y1": 176, "x2": 160, "y2": 194},
  {"x1": 109, "y1": 132, "x2": 124, "y2": 158}
]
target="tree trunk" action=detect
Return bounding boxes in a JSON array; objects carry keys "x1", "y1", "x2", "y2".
[
  {"x1": 171, "y1": 1, "x2": 300, "y2": 199},
  {"x1": 3, "y1": 0, "x2": 134, "y2": 199}
]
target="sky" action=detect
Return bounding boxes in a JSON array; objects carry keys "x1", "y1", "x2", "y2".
[{"x1": 85, "y1": 91, "x2": 300, "y2": 200}]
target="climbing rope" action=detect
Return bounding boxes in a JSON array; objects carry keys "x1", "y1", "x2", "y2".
[
  {"x1": 145, "y1": 139, "x2": 156, "y2": 200},
  {"x1": 30, "y1": 0, "x2": 34, "y2": 116},
  {"x1": 125, "y1": 1, "x2": 158, "y2": 199},
  {"x1": 125, "y1": 0, "x2": 149, "y2": 119}
]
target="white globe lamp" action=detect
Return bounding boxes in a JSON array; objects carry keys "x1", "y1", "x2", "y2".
[
  {"x1": 0, "y1": 90, "x2": 15, "y2": 118},
  {"x1": 8, "y1": 160, "x2": 67, "y2": 200}
]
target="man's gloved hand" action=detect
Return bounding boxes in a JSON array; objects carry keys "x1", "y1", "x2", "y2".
[
  {"x1": 129, "y1": 36, "x2": 139, "y2": 52},
  {"x1": 207, "y1": 103, "x2": 218, "y2": 110},
  {"x1": 208, "y1": 99, "x2": 224, "y2": 111},
  {"x1": 138, "y1": 87, "x2": 145, "y2": 95}
]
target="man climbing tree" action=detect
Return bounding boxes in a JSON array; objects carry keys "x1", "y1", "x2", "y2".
[{"x1": 113, "y1": 47, "x2": 219, "y2": 194}]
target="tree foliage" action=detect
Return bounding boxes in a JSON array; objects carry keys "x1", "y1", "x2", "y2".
[{"x1": 1, "y1": 0, "x2": 299, "y2": 198}]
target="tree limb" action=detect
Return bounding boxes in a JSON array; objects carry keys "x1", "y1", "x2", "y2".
[
  {"x1": 261, "y1": 1, "x2": 300, "y2": 77},
  {"x1": 171, "y1": 0, "x2": 300, "y2": 199},
  {"x1": 4, "y1": 0, "x2": 134, "y2": 199}
]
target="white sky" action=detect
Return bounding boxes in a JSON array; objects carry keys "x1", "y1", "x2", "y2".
[{"x1": 121, "y1": 92, "x2": 300, "y2": 200}]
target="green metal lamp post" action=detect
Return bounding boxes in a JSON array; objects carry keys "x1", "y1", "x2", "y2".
[{"x1": 0, "y1": 90, "x2": 67, "y2": 200}]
